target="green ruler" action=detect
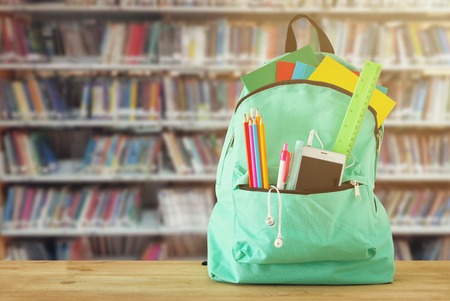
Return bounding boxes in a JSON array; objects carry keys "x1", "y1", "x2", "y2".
[{"x1": 333, "y1": 61, "x2": 382, "y2": 159}]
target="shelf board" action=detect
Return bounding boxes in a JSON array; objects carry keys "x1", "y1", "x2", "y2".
[
  {"x1": 0, "y1": 63, "x2": 249, "y2": 73},
  {"x1": 2, "y1": 119, "x2": 450, "y2": 129},
  {"x1": 391, "y1": 225, "x2": 450, "y2": 236},
  {"x1": 1, "y1": 210, "x2": 207, "y2": 237},
  {"x1": 376, "y1": 174, "x2": 450, "y2": 182},
  {"x1": 383, "y1": 120, "x2": 450, "y2": 128},
  {"x1": 0, "y1": 119, "x2": 230, "y2": 130},
  {"x1": 0, "y1": 159, "x2": 217, "y2": 183},
  {"x1": 0, "y1": 5, "x2": 449, "y2": 15},
  {"x1": 0, "y1": 63, "x2": 449, "y2": 73},
  {"x1": 3, "y1": 172, "x2": 449, "y2": 183},
  {"x1": 0, "y1": 173, "x2": 217, "y2": 183}
]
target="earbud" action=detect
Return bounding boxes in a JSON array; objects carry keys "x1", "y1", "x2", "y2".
[
  {"x1": 265, "y1": 216, "x2": 275, "y2": 227},
  {"x1": 274, "y1": 236, "x2": 283, "y2": 248}
]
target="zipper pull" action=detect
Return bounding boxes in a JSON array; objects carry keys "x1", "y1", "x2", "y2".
[
  {"x1": 376, "y1": 130, "x2": 383, "y2": 154},
  {"x1": 350, "y1": 181, "x2": 361, "y2": 201}
]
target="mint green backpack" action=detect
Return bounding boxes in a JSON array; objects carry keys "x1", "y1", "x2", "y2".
[{"x1": 207, "y1": 15, "x2": 395, "y2": 285}]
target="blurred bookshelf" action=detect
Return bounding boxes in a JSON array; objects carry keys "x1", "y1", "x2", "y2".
[{"x1": 0, "y1": 0, "x2": 450, "y2": 260}]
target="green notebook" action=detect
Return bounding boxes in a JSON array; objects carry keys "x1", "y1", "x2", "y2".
[{"x1": 241, "y1": 45, "x2": 320, "y2": 93}]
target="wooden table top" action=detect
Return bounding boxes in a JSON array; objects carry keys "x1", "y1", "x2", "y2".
[{"x1": 0, "y1": 261, "x2": 449, "y2": 300}]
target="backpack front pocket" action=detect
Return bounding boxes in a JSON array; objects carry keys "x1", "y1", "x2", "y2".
[{"x1": 232, "y1": 183, "x2": 377, "y2": 264}]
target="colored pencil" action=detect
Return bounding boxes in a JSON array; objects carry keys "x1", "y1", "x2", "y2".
[
  {"x1": 248, "y1": 118, "x2": 257, "y2": 188},
  {"x1": 243, "y1": 114, "x2": 254, "y2": 188},
  {"x1": 258, "y1": 116, "x2": 269, "y2": 189},
  {"x1": 252, "y1": 118, "x2": 263, "y2": 188}
]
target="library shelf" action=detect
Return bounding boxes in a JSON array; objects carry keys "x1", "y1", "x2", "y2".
[
  {"x1": 2, "y1": 174, "x2": 448, "y2": 184},
  {"x1": 0, "y1": 63, "x2": 449, "y2": 74},
  {"x1": 0, "y1": 120, "x2": 230, "y2": 130},
  {"x1": 1, "y1": 210, "x2": 207, "y2": 237},
  {"x1": 0, "y1": 173, "x2": 217, "y2": 184},
  {"x1": 376, "y1": 174, "x2": 450, "y2": 182},
  {"x1": 391, "y1": 226, "x2": 450, "y2": 236},
  {"x1": 1, "y1": 120, "x2": 449, "y2": 130},
  {"x1": 0, "y1": 4, "x2": 449, "y2": 16},
  {"x1": 383, "y1": 121, "x2": 450, "y2": 129},
  {"x1": 0, "y1": 2, "x2": 448, "y2": 260},
  {"x1": 0, "y1": 159, "x2": 217, "y2": 183}
]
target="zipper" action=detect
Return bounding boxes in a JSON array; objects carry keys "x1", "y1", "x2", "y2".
[
  {"x1": 350, "y1": 180, "x2": 361, "y2": 201},
  {"x1": 240, "y1": 180, "x2": 364, "y2": 200},
  {"x1": 226, "y1": 134, "x2": 235, "y2": 155}
]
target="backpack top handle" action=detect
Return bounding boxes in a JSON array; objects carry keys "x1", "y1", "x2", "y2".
[{"x1": 285, "y1": 14, "x2": 335, "y2": 54}]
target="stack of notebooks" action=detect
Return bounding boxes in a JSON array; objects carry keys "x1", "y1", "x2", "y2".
[
  {"x1": 241, "y1": 44, "x2": 395, "y2": 128},
  {"x1": 2, "y1": 131, "x2": 59, "y2": 175},
  {"x1": 2, "y1": 186, "x2": 142, "y2": 230}
]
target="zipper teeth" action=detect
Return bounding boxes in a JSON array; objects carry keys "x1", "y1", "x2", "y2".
[{"x1": 239, "y1": 181, "x2": 361, "y2": 195}]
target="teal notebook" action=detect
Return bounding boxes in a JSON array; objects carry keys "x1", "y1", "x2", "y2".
[{"x1": 291, "y1": 62, "x2": 316, "y2": 79}]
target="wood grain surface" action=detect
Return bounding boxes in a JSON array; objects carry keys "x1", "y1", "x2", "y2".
[{"x1": 0, "y1": 261, "x2": 449, "y2": 300}]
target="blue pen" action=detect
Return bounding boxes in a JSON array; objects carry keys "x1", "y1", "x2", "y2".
[{"x1": 252, "y1": 119, "x2": 263, "y2": 188}]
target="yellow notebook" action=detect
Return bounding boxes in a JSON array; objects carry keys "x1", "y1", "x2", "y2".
[{"x1": 309, "y1": 56, "x2": 396, "y2": 127}]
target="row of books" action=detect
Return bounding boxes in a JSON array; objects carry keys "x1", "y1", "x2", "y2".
[
  {"x1": 1, "y1": 130, "x2": 224, "y2": 176},
  {"x1": 6, "y1": 240, "x2": 52, "y2": 260},
  {"x1": 378, "y1": 132, "x2": 450, "y2": 174},
  {"x1": 0, "y1": 17, "x2": 286, "y2": 65},
  {"x1": 6, "y1": 234, "x2": 207, "y2": 260},
  {"x1": 57, "y1": 235, "x2": 206, "y2": 259},
  {"x1": 0, "y1": 76, "x2": 242, "y2": 121},
  {"x1": 3, "y1": 74, "x2": 450, "y2": 123},
  {"x1": 321, "y1": 19, "x2": 450, "y2": 66},
  {"x1": 3, "y1": 0, "x2": 449, "y2": 8},
  {"x1": 3, "y1": 131, "x2": 59, "y2": 176},
  {"x1": 0, "y1": 78, "x2": 69, "y2": 120},
  {"x1": 0, "y1": 17, "x2": 47, "y2": 62},
  {"x1": 99, "y1": 20, "x2": 286, "y2": 65},
  {"x1": 81, "y1": 134, "x2": 162, "y2": 174},
  {"x1": 79, "y1": 76, "x2": 241, "y2": 120},
  {"x1": 395, "y1": 237, "x2": 450, "y2": 260},
  {"x1": 2, "y1": 186, "x2": 141, "y2": 230},
  {"x1": 157, "y1": 187, "x2": 214, "y2": 228},
  {"x1": 56, "y1": 236, "x2": 152, "y2": 259},
  {"x1": 162, "y1": 132, "x2": 222, "y2": 175},
  {"x1": 3, "y1": 16, "x2": 450, "y2": 66},
  {"x1": 376, "y1": 188, "x2": 450, "y2": 226},
  {"x1": 382, "y1": 76, "x2": 450, "y2": 122}
]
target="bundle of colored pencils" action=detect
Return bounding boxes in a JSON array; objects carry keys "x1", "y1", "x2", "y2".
[{"x1": 243, "y1": 108, "x2": 269, "y2": 189}]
